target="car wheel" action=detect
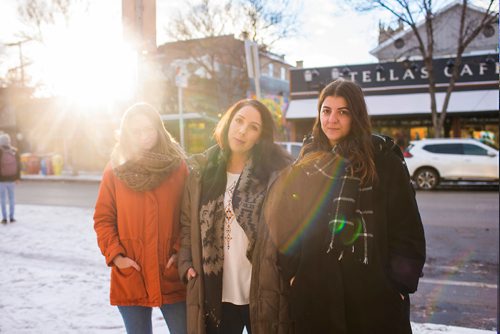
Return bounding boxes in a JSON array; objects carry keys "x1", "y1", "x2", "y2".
[{"x1": 415, "y1": 168, "x2": 439, "y2": 190}]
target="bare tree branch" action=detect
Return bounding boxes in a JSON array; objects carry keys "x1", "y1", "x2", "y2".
[
  {"x1": 162, "y1": 0, "x2": 300, "y2": 113},
  {"x1": 350, "y1": 0, "x2": 498, "y2": 137},
  {"x1": 5, "y1": 0, "x2": 89, "y2": 88}
]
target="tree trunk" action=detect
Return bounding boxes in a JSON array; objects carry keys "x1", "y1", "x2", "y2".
[{"x1": 434, "y1": 124, "x2": 443, "y2": 138}]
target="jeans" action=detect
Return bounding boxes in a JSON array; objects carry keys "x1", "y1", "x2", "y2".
[
  {"x1": 118, "y1": 301, "x2": 187, "y2": 334},
  {"x1": 0, "y1": 182, "x2": 15, "y2": 221}
]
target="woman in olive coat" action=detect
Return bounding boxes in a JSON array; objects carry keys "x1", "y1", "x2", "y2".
[{"x1": 178, "y1": 99, "x2": 292, "y2": 334}]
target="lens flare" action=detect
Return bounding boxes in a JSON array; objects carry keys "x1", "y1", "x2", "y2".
[
  {"x1": 421, "y1": 249, "x2": 475, "y2": 322},
  {"x1": 279, "y1": 156, "x2": 348, "y2": 255}
]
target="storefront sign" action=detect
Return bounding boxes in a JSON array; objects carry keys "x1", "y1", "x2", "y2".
[{"x1": 291, "y1": 54, "x2": 499, "y2": 94}]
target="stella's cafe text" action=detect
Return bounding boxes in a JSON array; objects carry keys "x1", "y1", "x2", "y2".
[
  {"x1": 334, "y1": 61, "x2": 498, "y2": 83},
  {"x1": 293, "y1": 54, "x2": 499, "y2": 91}
]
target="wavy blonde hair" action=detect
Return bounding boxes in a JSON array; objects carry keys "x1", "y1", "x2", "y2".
[{"x1": 112, "y1": 103, "x2": 185, "y2": 164}]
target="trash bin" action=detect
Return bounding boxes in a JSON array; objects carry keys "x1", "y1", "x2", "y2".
[
  {"x1": 26, "y1": 154, "x2": 41, "y2": 175},
  {"x1": 20, "y1": 153, "x2": 30, "y2": 175},
  {"x1": 40, "y1": 157, "x2": 47, "y2": 175},
  {"x1": 52, "y1": 154, "x2": 63, "y2": 176},
  {"x1": 40, "y1": 156, "x2": 54, "y2": 175}
]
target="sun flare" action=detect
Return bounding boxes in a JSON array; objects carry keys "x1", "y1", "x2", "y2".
[{"x1": 30, "y1": 2, "x2": 138, "y2": 106}]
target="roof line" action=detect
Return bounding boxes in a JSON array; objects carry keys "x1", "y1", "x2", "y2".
[{"x1": 369, "y1": 1, "x2": 493, "y2": 55}]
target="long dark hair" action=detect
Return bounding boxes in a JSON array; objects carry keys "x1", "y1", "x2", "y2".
[
  {"x1": 214, "y1": 99, "x2": 292, "y2": 180},
  {"x1": 300, "y1": 79, "x2": 376, "y2": 185}
]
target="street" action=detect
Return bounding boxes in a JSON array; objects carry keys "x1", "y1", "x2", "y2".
[
  {"x1": 412, "y1": 189, "x2": 498, "y2": 330},
  {"x1": 17, "y1": 180, "x2": 99, "y2": 208},
  {"x1": 15, "y1": 180, "x2": 500, "y2": 330}
]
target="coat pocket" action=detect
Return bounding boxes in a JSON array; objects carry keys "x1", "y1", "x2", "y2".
[
  {"x1": 161, "y1": 258, "x2": 181, "y2": 282},
  {"x1": 185, "y1": 276, "x2": 201, "y2": 333},
  {"x1": 110, "y1": 239, "x2": 147, "y2": 302},
  {"x1": 160, "y1": 262, "x2": 186, "y2": 295},
  {"x1": 186, "y1": 276, "x2": 201, "y2": 305}
]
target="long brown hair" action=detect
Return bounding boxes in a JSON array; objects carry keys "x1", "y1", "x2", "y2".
[
  {"x1": 214, "y1": 99, "x2": 291, "y2": 180},
  {"x1": 112, "y1": 102, "x2": 186, "y2": 163},
  {"x1": 299, "y1": 79, "x2": 376, "y2": 185}
]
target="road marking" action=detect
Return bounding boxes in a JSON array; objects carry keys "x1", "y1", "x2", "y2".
[
  {"x1": 420, "y1": 278, "x2": 497, "y2": 289},
  {"x1": 424, "y1": 264, "x2": 461, "y2": 272}
]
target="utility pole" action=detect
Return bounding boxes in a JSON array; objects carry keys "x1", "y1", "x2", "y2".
[
  {"x1": 122, "y1": 0, "x2": 157, "y2": 100},
  {"x1": 175, "y1": 66, "x2": 188, "y2": 148},
  {"x1": 244, "y1": 39, "x2": 261, "y2": 99},
  {"x1": 6, "y1": 40, "x2": 29, "y2": 86}
]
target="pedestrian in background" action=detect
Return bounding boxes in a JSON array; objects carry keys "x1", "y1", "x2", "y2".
[
  {"x1": 264, "y1": 78, "x2": 426, "y2": 333},
  {"x1": 93, "y1": 103, "x2": 188, "y2": 334},
  {"x1": 0, "y1": 133, "x2": 21, "y2": 224},
  {"x1": 178, "y1": 99, "x2": 292, "y2": 334}
]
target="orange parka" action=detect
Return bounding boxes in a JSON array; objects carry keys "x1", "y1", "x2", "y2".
[{"x1": 94, "y1": 162, "x2": 187, "y2": 306}]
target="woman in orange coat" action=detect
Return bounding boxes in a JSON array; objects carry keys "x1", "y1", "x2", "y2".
[{"x1": 94, "y1": 103, "x2": 188, "y2": 334}]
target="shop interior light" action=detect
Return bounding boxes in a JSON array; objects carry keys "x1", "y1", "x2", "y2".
[
  {"x1": 485, "y1": 55, "x2": 495, "y2": 65},
  {"x1": 402, "y1": 58, "x2": 411, "y2": 68},
  {"x1": 304, "y1": 70, "x2": 312, "y2": 82},
  {"x1": 304, "y1": 69, "x2": 320, "y2": 82}
]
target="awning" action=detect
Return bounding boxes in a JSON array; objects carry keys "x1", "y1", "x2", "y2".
[
  {"x1": 161, "y1": 112, "x2": 204, "y2": 121},
  {"x1": 161, "y1": 112, "x2": 219, "y2": 123},
  {"x1": 286, "y1": 90, "x2": 499, "y2": 119}
]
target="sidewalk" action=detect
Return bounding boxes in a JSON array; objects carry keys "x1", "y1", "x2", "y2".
[{"x1": 21, "y1": 170, "x2": 102, "y2": 182}]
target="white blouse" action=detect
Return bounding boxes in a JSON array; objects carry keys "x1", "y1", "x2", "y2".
[{"x1": 221, "y1": 172, "x2": 252, "y2": 305}]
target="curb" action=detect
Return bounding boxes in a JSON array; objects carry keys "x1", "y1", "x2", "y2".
[{"x1": 21, "y1": 174, "x2": 102, "y2": 183}]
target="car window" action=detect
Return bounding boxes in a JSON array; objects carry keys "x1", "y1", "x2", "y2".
[
  {"x1": 278, "y1": 143, "x2": 289, "y2": 153},
  {"x1": 462, "y1": 143, "x2": 488, "y2": 156},
  {"x1": 278, "y1": 142, "x2": 302, "y2": 158},
  {"x1": 291, "y1": 145, "x2": 302, "y2": 158},
  {"x1": 423, "y1": 144, "x2": 462, "y2": 154}
]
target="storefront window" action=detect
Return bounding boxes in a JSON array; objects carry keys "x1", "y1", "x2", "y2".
[
  {"x1": 187, "y1": 122, "x2": 209, "y2": 153},
  {"x1": 410, "y1": 127, "x2": 429, "y2": 141}
]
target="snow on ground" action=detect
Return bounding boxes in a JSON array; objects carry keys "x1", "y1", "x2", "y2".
[
  {"x1": 0, "y1": 205, "x2": 168, "y2": 334},
  {"x1": 0, "y1": 205, "x2": 496, "y2": 334}
]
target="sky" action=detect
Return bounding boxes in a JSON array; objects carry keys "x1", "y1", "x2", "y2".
[
  {"x1": 0, "y1": 0, "x2": 494, "y2": 101},
  {"x1": 0, "y1": 202, "x2": 496, "y2": 333},
  {"x1": 1, "y1": 1, "x2": 496, "y2": 68},
  {"x1": 0, "y1": 0, "x2": 388, "y2": 71},
  {"x1": 0, "y1": 0, "x2": 395, "y2": 104},
  {"x1": 155, "y1": 0, "x2": 387, "y2": 67}
]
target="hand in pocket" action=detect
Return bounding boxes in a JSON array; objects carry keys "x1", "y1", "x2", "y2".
[
  {"x1": 113, "y1": 255, "x2": 141, "y2": 271},
  {"x1": 186, "y1": 267, "x2": 197, "y2": 281}
]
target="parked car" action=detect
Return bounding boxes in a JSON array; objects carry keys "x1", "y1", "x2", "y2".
[
  {"x1": 277, "y1": 141, "x2": 302, "y2": 158},
  {"x1": 403, "y1": 138, "x2": 499, "y2": 190}
]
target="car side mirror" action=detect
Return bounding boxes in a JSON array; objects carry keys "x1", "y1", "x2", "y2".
[{"x1": 487, "y1": 152, "x2": 497, "y2": 157}]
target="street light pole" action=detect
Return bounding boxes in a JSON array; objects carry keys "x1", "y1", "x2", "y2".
[
  {"x1": 244, "y1": 39, "x2": 261, "y2": 99},
  {"x1": 177, "y1": 85, "x2": 184, "y2": 148},
  {"x1": 175, "y1": 66, "x2": 188, "y2": 148}
]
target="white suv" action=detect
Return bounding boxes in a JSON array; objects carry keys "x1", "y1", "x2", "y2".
[
  {"x1": 277, "y1": 142, "x2": 302, "y2": 158},
  {"x1": 403, "y1": 138, "x2": 499, "y2": 190}
]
